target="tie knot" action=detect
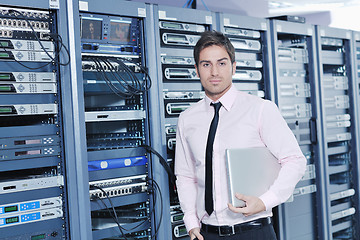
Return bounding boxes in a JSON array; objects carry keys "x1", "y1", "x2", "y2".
[{"x1": 211, "y1": 102, "x2": 222, "y2": 113}]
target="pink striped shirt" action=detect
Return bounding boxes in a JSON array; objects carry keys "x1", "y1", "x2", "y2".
[{"x1": 175, "y1": 85, "x2": 306, "y2": 232}]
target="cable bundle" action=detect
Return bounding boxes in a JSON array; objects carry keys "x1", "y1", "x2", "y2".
[
  {"x1": 84, "y1": 56, "x2": 152, "y2": 98},
  {"x1": 2, "y1": 9, "x2": 71, "y2": 69}
]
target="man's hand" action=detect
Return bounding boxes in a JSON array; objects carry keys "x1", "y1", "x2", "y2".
[
  {"x1": 228, "y1": 193, "x2": 266, "y2": 217},
  {"x1": 189, "y1": 227, "x2": 203, "y2": 240}
]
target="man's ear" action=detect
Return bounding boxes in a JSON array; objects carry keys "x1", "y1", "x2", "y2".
[{"x1": 232, "y1": 62, "x2": 236, "y2": 75}]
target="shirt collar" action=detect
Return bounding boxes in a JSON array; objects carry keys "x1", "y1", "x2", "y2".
[{"x1": 204, "y1": 85, "x2": 237, "y2": 111}]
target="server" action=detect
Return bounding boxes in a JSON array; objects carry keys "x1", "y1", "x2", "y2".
[
  {"x1": 269, "y1": 18, "x2": 322, "y2": 240},
  {"x1": 0, "y1": 1, "x2": 71, "y2": 239},
  {"x1": 316, "y1": 26, "x2": 360, "y2": 240},
  {"x1": 77, "y1": 0, "x2": 155, "y2": 239},
  {"x1": 148, "y1": 5, "x2": 216, "y2": 239}
]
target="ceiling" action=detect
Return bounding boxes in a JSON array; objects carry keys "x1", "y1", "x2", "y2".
[{"x1": 268, "y1": 0, "x2": 360, "y2": 16}]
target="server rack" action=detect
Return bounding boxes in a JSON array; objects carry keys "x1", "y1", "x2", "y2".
[
  {"x1": 352, "y1": 32, "x2": 360, "y2": 240},
  {"x1": 75, "y1": 0, "x2": 156, "y2": 239},
  {"x1": 217, "y1": 13, "x2": 273, "y2": 106},
  {"x1": 269, "y1": 19, "x2": 323, "y2": 240},
  {"x1": 149, "y1": 5, "x2": 216, "y2": 239},
  {"x1": 0, "y1": 0, "x2": 74, "y2": 239},
  {"x1": 315, "y1": 26, "x2": 360, "y2": 240}
]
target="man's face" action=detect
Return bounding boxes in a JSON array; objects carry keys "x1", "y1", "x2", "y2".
[
  {"x1": 195, "y1": 45, "x2": 235, "y2": 101},
  {"x1": 89, "y1": 23, "x2": 94, "y2": 34}
]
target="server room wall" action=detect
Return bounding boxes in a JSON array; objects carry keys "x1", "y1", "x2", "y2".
[{"x1": 0, "y1": 0, "x2": 359, "y2": 240}]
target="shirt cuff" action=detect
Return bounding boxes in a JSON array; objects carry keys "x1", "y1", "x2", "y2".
[
  {"x1": 259, "y1": 190, "x2": 281, "y2": 211},
  {"x1": 183, "y1": 213, "x2": 201, "y2": 233}
]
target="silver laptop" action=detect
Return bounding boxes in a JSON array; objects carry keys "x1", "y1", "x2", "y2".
[{"x1": 225, "y1": 147, "x2": 281, "y2": 207}]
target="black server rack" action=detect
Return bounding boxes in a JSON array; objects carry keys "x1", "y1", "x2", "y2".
[
  {"x1": 77, "y1": 1, "x2": 154, "y2": 239},
  {"x1": 150, "y1": 5, "x2": 216, "y2": 239},
  {"x1": 316, "y1": 26, "x2": 360, "y2": 240},
  {"x1": 0, "y1": 2, "x2": 71, "y2": 240},
  {"x1": 270, "y1": 19, "x2": 322, "y2": 240}
]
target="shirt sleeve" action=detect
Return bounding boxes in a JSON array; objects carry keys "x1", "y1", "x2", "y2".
[
  {"x1": 174, "y1": 114, "x2": 201, "y2": 232},
  {"x1": 258, "y1": 100, "x2": 307, "y2": 210}
]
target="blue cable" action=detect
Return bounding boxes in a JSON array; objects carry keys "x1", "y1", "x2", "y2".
[
  {"x1": 200, "y1": 0, "x2": 210, "y2": 11},
  {"x1": 187, "y1": 0, "x2": 194, "y2": 8},
  {"x1": 182, "y1": 0, "x2": 191, "y2": 8}
]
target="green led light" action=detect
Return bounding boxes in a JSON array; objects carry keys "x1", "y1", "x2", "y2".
[
  {"x1": 0, "y1": 41, "x2": 9, "y2": 47},
  {"x1": 0, "y1": 86, "x2": 11, "y2": 91},
  {"x1": 4, "y1": 205, "x2": 17, "y2": 213},
  {"x1": 0, "y1": 74, "x2": 11, "y2": 80},
  {"x1": 31, "y1": 234, "x2": 46, "y2": 240},
  {"x1": 5, "y1": 216, "x2": 19, "y2": 224},
  {"x1": 0, "y1": 107, "x2": 12, "y2": 113},
  {"x1": 0, "y1": 52, "x2": 10, "y2": 58}
]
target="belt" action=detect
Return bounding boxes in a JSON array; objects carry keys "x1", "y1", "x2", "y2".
[{"x1": 201, "y1": 217, "x2": 272, "y2": 237}]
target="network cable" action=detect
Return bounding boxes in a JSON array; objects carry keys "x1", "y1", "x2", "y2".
[
  {"x1": 83, "y1": 56, "x2": 152, "y2": 98},
  {"x1": 140, "y1": 144, "x2": 176, "y2": 185},
  {"x1": 1, "y1": 9, "x2": 71, "y2": 69},
  {"x1": 90, "y1": 185, "x2": 128, "y2": 240},
  {"x1": 90, "y1": 178, "x2": 162, "y2": 240}
]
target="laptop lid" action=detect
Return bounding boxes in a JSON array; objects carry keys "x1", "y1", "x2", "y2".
[{"x1": 225, "y1": 147, "x2": 281, "y2": 207}]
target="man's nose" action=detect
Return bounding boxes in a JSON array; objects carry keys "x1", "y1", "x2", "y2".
[{"x1": 211, "y1": 65, "x2": 219, "y2": 76}]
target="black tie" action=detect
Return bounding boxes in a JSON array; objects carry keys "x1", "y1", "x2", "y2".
[{"x1": 205, "y1": 102, "x2": 222, "y2": 216}]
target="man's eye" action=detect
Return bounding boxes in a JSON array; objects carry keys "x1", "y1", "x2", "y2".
[
  {"x1": 219, "y1": 62, "x2": 226, "y2": 66},
  {"x1": 203, "y1": 63, "x2": 210, "y2": 67}
]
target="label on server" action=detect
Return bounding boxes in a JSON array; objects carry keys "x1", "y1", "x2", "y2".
[
  {"x1": 159, "y1": 21, "x2": 205, "y2": 32},
  {"x1": 326, "y1": 132, "x2": 352, "y2": 142},
  {"x1": 279, "y1": 83, "x2": 311, "y2": 98},
  {"x1": 230, "y1": 38, "x2": 261, "y2": 51},
  {"x1": 322, "y1": 76, "x2": 349, "y2": 90},
  {"x1": 321, "y1": 37, "x2": 343, "y2": 46},
  {"x1": 293, "y1": 184, "x2": 317, "y2": 197},
  {"x1": 0, "y1": 104, "x2": 58, "y2": 116},
  {"x1": 0, "y1": 134, "x2": 60, "y2": 150},
  {"x1": 0, "y1": 50, "x2": 54, "y2": 62},
  {"x1": 166, "y1": 102, "x2": 194, "y2": 115},
  {"x1": 236, "y1": 59, "x2": 263, "y2": 68},
  {"x1": 85, "y1": 110, "x2": 146, "y2": 122},
  {"x1": 224, "y1": 27, "x2": 261, "y2": 39},
  {"x1": 324, "y1": 95, "x2": 350, "y2": 109},
  {"x1": 0, "y1": 207, "x2": 63, "y2": 228},
  {"x1": 331, "y1": 207, "x2": 355, "y2": 221},
  {"x1": 164, "y1": 68, "x2": 198, "y2": 80},
  {"x1": 0, "y1": 145, "x2": 60, "y2": 161},
  {"x1": 162, "y1": 33, "x2": 201, "y2": 46},
  {"x1": 280, "y1": 103, "x2": 312, "y2": 119},
  {"x1": 0, "y1": 197, "x2": 62, "y2": 216},
  {"x1": 0, "y1": 83, "x2": 57, "y2": 94},
  {"x1": 163, "y1": 90, "x2": 204, "y2": 99},
  {"x1": 330, "y1": 189, "x2": 355, "y2": 201},
  {"x1": 0, "y1": 39, "x2": 54, "y2": 52},
  {"x1": 0, "y1": 72, "x2": 56, "y2": 82},
  {"x1": 174, "y1": 224, "x2": 188, "y2": 238},
  {"x1": 278, "y1": 47, "x2": 308, "y2": 63},
  {"x1": 279, "y1": 69, "x2": 306, "y2": 78},
  {"x1": 0, "y1": 176, "x2": 64, "y2": 194},
  {"x1": 161, "y1": 55, "x2": 195, "y2": 65},
  {"x1": 233, "y1": 70, "x2": 262, "y2": 81}
]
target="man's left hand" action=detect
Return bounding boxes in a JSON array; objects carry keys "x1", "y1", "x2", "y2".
[{"x1": 228, "y1": 193, "x2": 266, "y2": 217}]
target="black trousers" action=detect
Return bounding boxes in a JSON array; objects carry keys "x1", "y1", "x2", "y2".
[{"x1": 200, "y1": 224, "x2": 277, "y2": 240}]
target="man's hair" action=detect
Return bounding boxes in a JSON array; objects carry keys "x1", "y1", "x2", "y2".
[{"x1": 194, "y1": 30, "x2": 235, "y2": 68}]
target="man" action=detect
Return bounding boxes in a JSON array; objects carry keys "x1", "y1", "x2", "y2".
[{"x1": 174, "y1": 31, "x2": 306, "y2": 240}]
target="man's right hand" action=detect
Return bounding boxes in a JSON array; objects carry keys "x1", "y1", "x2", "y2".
[{"x1": 189, "y1": 227, "x2": 203, "y2": 240}]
